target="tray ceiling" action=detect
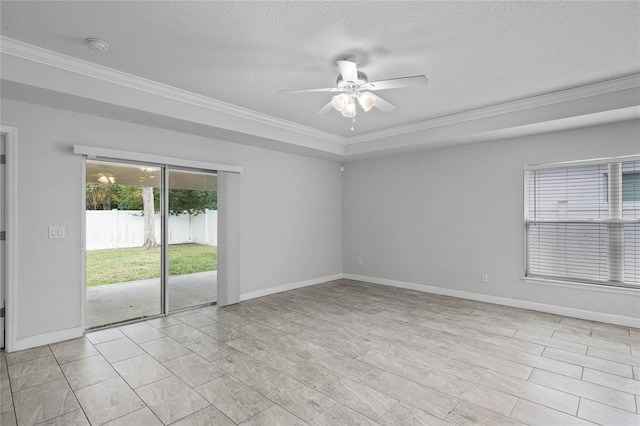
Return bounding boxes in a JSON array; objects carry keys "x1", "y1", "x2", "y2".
[{"x1": 1, "y1": 1, "x2": 638, "y2": 139}]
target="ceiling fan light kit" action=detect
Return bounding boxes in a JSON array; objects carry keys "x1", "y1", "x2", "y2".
[
  {"x1": 280, "y1": 56, "x2": 428, "y2": 130},
  {"x1": 357, "y1": 92, "x2": 376, "y2": 112},
  {"x1": 332, "y1": 93, "x2": 360, "y2": 117},
  {"x1": 331, "y1": 93, "x2": 349, "y2": 113},
  {"x1": 340, "y1": 101, "x2": 357, "y2": 119}
]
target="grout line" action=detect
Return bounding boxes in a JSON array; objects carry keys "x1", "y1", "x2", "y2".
[
  {"x1": 445, "y1": 399, "x2": 462, "y2": 421},
  {"x1": 1, "y1": 356, "x2": 18, "y2": 425},
  {"x1": 5, "y1": 282, "x2": 640, "y2": 425},
  {"x1": 507, "y1": 397, "x2": 519, "y2": 418}
]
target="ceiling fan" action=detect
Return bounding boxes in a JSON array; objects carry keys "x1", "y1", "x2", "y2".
[{"x1": 280, "y1": 56, "x2": 428, "y2": 130}]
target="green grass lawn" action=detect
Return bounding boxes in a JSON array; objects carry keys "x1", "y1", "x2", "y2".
[{"x1": 86, "y1": 243, "x2": 217, "y2": 287}]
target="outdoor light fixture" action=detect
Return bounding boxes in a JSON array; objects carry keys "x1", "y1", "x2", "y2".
[
  {"x1": 139, "y1": 167, "x2": 159, "y2": 173},
  {"x1": 97, "y1": 174, "x2": 116, "y2": 184}
]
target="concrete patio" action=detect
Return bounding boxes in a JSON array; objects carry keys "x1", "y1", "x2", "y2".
[{"x1": 86, "y1": 270, "x2": 217, "y2": 328}]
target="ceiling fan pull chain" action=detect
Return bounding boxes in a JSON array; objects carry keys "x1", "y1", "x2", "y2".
[{"x1": 351, "y1": 116, "x2": 355, "y2": 131}]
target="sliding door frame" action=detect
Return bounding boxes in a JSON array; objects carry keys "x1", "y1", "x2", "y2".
[
  {"x1": 161, "y1": 166, "x2": 169, "y2": 315},
  {"x1": 166, "y1": 165, "x2": 220, "y2": 312},
  {"x1": 82, "y1": 157, "x2": 167, "y2": 329},
  {"x1": 77, "y1": 145, "x2": 242, "y2": 330}
]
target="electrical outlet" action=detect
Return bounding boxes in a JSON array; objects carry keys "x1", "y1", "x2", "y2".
[
  {"x1": 357, "y1": 258, "x2": 362, "y2": 265},
  {"x1": 268, "y1": 269, "x2": 274, "y2": 277},
  {"x1": 481, "y1": 273, "x2": 489, "y2": 283},
  {"x1": 48, "y1": 226, "x2": 66, "y2": 239}
]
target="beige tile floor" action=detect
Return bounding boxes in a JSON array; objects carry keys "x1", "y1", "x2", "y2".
[{"x1": 1, "y1": 279, "x2": 639, "y2": 425}]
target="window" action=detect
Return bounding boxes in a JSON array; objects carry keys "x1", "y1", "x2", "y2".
[
  {"x1": 524, "y1": 156, "x2": 639, "y2": 288},
  {"x1": 623, "y1": 172, "x2": 640, "y2": 202},
  {"x1": 603, "y1": 172, "x2": 640, "y2": 202}
]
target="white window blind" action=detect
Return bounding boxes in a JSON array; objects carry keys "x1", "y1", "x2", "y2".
[{"x1": 525, "y1": 156, "x2": 639, "y2": 288}]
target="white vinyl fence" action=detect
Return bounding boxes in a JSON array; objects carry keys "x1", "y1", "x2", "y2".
[{"x1": 86, "y1": 210, "x2": 218, "y2": 250}]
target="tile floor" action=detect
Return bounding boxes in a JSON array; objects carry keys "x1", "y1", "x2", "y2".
[{"x1": 1, "y1": 279, "x2": 639, "y2": 425}]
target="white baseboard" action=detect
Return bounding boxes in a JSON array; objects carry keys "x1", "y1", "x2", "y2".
[
  {"x1": 10, "y1": 273, "x2": 636, "y2": 352},
  {"x1": 241, "y1": 274, "x2": 343, "y2": 302},
  {"x1": 9, "y1": 275, "x2": 340, "y2": 351},
  {"x1": 12, "y1": 327, "x2": 84, "y2": 352},
  {"x1": 344, "y1": 274, "x2": 640, "y2": 328}
]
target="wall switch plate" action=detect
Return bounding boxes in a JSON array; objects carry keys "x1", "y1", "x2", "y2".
[
  {"x1": 481, "y1": 273, "x2": 489, "y2": 282},
  {"x1": 48, "y1": 226, "x2": 65, "y2": 239}
]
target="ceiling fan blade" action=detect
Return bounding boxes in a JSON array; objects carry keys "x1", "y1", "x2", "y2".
[
  {"x1": 315, "y1": 101, "x2": 335, "y2": 116},
  {"x1": 279, "y1": 87, "x2": 340, "y2": 94},
  {"x1": 372, "y1": 94, "x2": 397, "y2": 113},
  {"x1": 367, "y1": 75, "x2": 429, "y2": 91},
  {"x1": 337, "y1": 60, "x2": 358, "y2": 83}
]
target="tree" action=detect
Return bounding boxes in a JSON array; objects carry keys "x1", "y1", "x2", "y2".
[
  {"x1": 168, "y1": 189, "x2": 217, "y2": 215},
  {"x1": 115, "y1": 185, "x2": 145, "y2": 210},
  {"x1": 85, "y1": 183, "x2": 117, "y2": 210},
  {"x1": 141, "y1": 186, "x2": 158, "y2": 249}
]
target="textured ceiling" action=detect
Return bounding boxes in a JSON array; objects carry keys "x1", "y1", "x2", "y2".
[{"x1": 1, "y1": 1, "x2": 639, "y2": 137}]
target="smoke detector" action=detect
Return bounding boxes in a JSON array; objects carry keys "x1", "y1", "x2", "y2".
[{"x1": 87, "y1": 38, "x2": 109, "y2": 51}]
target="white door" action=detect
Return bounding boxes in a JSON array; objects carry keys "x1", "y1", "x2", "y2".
[{"x1": 0, "y1": 134, "x2": 5, "y2": 348}]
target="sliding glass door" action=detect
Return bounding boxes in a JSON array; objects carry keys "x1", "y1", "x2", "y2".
[
  {"x1": 85, "y1": 161, "x2": 218, "y2": 328},
  {"x1": 167, "y1": 169, "x2": 218, "y2": 311},
  {"x1": 85, "y1": 161, "x2": 162, "y2": 328}
]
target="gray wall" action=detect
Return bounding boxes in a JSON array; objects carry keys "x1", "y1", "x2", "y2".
[
  {"x1": 3, "y1": 96, "x2": 638, "y2": 342},
  {"x1": 343, "y1": 120, "x2": 640, "y2": 319},
  {"x1": 2, "y1": 99, "x2": 343, "y2": 340}
]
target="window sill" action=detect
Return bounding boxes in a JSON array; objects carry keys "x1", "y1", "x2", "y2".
[{"x1": 521, "y1": 277, "x2": 640, "y2": 296}]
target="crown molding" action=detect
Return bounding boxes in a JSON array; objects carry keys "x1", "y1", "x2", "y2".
[
  {"x1": 2, "y1": 37, "x2": 638, "y2": 150},
  {"x1": 346, "y1": 73, "x2": 640, "y2": 145},
  {"x1": 0, "y1": 36, "x2": 346, "y2": 145}
]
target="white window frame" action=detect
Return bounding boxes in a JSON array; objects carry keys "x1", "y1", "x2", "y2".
[{"x1": 523, "y1": 154, "x2": 640, "y2": 292}]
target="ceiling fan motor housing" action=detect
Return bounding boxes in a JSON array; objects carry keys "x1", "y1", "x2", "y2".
[{"x1": 337, "y1": 71, "x2": 369, "y2": 88}]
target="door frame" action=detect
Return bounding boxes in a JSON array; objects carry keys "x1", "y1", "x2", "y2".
[
  {"x1": 166, "y1": 166, "x2": 220, "y2": 312},
  {"x1": 78, "y1": 145, "x2": 240, "y2": 329},
  {"x1": 80, "y1": 159, "x2": 86, "y2": 330},
  {"x1": 82, "y1": 158, "x2": 168, "y2": 329},
  {"x1": 1, "y1": 126, "x2": 18, "y2": 351}
]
